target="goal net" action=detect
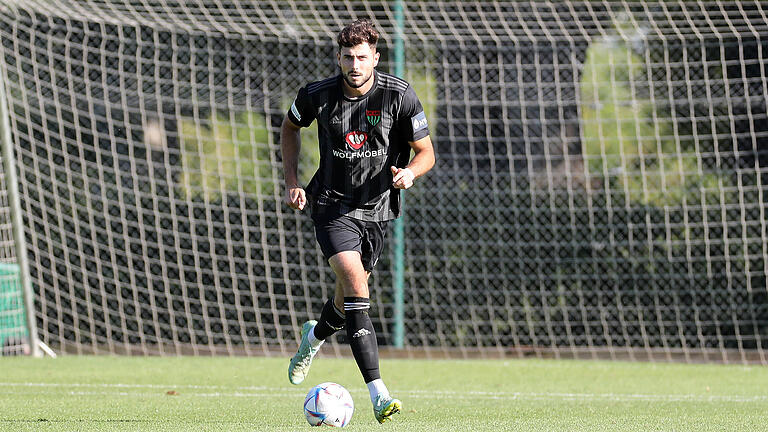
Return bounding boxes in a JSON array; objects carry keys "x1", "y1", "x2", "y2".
[{"x1": 0, "y1": 0, "x2": 767, "y2": 362}]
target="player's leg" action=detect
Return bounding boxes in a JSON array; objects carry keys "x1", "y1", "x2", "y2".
[
  {"x1": 329, "y1": 234, "x2": 401, "y2": 422},
  {"x1": 312, "y1": 280, "x2": 346, "y2": 341},
  {"x1": 289, "y1": 213, "x2": 359, "y2": 385},
  {"x1": 359, "y1": 220, "x2": 401, "y2": 422}
]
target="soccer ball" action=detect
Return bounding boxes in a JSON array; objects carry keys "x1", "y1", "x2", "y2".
[{"x1": 303, "y1": 382, "x2": 354, "y2": 427}]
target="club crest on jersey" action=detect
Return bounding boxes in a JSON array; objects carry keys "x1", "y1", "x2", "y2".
[
  {"x1": 366, "y1": 110, "x2": 381, "y2": 126},
  {"x1": 345, "y1": 131, "x2": 368, "y2": 150}
]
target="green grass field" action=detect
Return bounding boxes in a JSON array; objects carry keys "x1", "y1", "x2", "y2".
[{"x1": 1, "y1": 355, "x2": 767, "y2": 431}]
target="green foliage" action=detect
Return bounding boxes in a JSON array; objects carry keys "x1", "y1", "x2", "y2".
[
  {"x1": 580, "y1": 39, "x2": 721, "y2": 207},
  {"x1": 178, "y1": 111, "x2": 274, "y2": 200}
]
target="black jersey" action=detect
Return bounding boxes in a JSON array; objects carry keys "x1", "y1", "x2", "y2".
[{"x1": 287, "y1": 71, "x2": 430, "y2": 222}]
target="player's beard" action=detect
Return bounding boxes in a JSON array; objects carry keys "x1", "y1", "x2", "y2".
[{"x1": 343, "y1": 70, "x2": 373, "y2": 89}]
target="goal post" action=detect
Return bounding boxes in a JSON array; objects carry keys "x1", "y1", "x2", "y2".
[{"x1": 0, "y1": 1, "x2": 767, "y2": 363}]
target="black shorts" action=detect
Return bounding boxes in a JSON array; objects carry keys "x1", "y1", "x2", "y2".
[{"x1": 311, "y1": 212, "x2": 388, "y2": 272}]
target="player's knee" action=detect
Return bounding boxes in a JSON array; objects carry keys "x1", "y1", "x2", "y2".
[
  {"x1": 342, "y1": 282, "x2": 368, "y2": 299},
  {"x1": 329, "y1": 251, "x2": 365, "y2": 272}
]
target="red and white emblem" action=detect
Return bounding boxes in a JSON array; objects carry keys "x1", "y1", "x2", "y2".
[{"x1": 345, "y1": 131, "x2": 367, "y2": 150}]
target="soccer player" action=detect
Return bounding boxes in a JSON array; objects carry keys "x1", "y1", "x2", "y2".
[{"x1": 281, "y1": 19, "x2": 435, "y2": 423}]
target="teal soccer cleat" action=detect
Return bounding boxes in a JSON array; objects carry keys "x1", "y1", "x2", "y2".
[
  {"x1": 288, "y1": 320, "x2": 320, "y2": 385},
  {"x1": 373, "y1": 394, "x2": 402, "y2": 423}
]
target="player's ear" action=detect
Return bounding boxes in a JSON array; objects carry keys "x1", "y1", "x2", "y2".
[{"x1": 373, "y1": 50, "x2": 380, "y2": 67}]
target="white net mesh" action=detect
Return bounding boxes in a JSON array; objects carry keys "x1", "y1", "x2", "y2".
[
  {"x1": 0, "y1": 153, "x2": 28, "y2": 355},
  {"x1": 0, "y1": 73, "x2": 28, "y2": 355},
  {"x1": 0, "y1": 0, "x2": 767, "y2": 362}
]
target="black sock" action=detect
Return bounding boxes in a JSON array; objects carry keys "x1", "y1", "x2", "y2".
[
  {"x1": 344, "y1": 297, "x2": 381, "y2": 383},
  {"x1": 313, "y1": 297, "x2": 345, "y2": 340}
]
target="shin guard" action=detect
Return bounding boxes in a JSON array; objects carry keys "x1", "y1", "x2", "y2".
[{"x1": 344, "y1": 297, "x2": 381, "y2": 383}]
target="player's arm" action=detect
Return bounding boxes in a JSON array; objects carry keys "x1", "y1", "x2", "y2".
[
  {"x1": 281, "y1": 115, "x2": 306, "y2": 210},
  {"x1": 391, "y1": 136, "x2": 435, "y2": 190}
]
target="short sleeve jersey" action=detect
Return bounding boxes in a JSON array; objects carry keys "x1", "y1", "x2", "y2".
[{"x1": 287, "y1": 71, "x2": 430, "y2": 222}]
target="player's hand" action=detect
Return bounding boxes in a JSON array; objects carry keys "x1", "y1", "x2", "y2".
[
  {"x1": 285, "y1": 186, "x2": 306, "y2": 210},
  {"x1": 391, "y1": 166, "x2": 415, "y2": 190}
]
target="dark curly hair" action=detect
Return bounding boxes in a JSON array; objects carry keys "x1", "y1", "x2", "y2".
[{"x1": 337, "y1": 19, "x2": 379, "y2": 49}]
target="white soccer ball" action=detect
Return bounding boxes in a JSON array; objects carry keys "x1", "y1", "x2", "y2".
[{"x1": 303, "y1": 382, "x2": 354, "y2": 427}]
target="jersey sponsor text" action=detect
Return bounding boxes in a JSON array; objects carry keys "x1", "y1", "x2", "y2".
[{"x1": 332, "y1": 147, "x2": 386, "y2": 159}]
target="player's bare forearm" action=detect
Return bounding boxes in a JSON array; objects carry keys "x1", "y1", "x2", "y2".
[
  {"x1": 281, "y1": 116, "x2": 307, "y2": 210},
  {"x1": 391, "y1": 135, "x2": 435, "y2": 189},
  {"x1": 281, "y1": 116, "x2": 302, "y2": 187},
  {"x1": 405, "y1": 135, "x2": 436, "y2": 179}
]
